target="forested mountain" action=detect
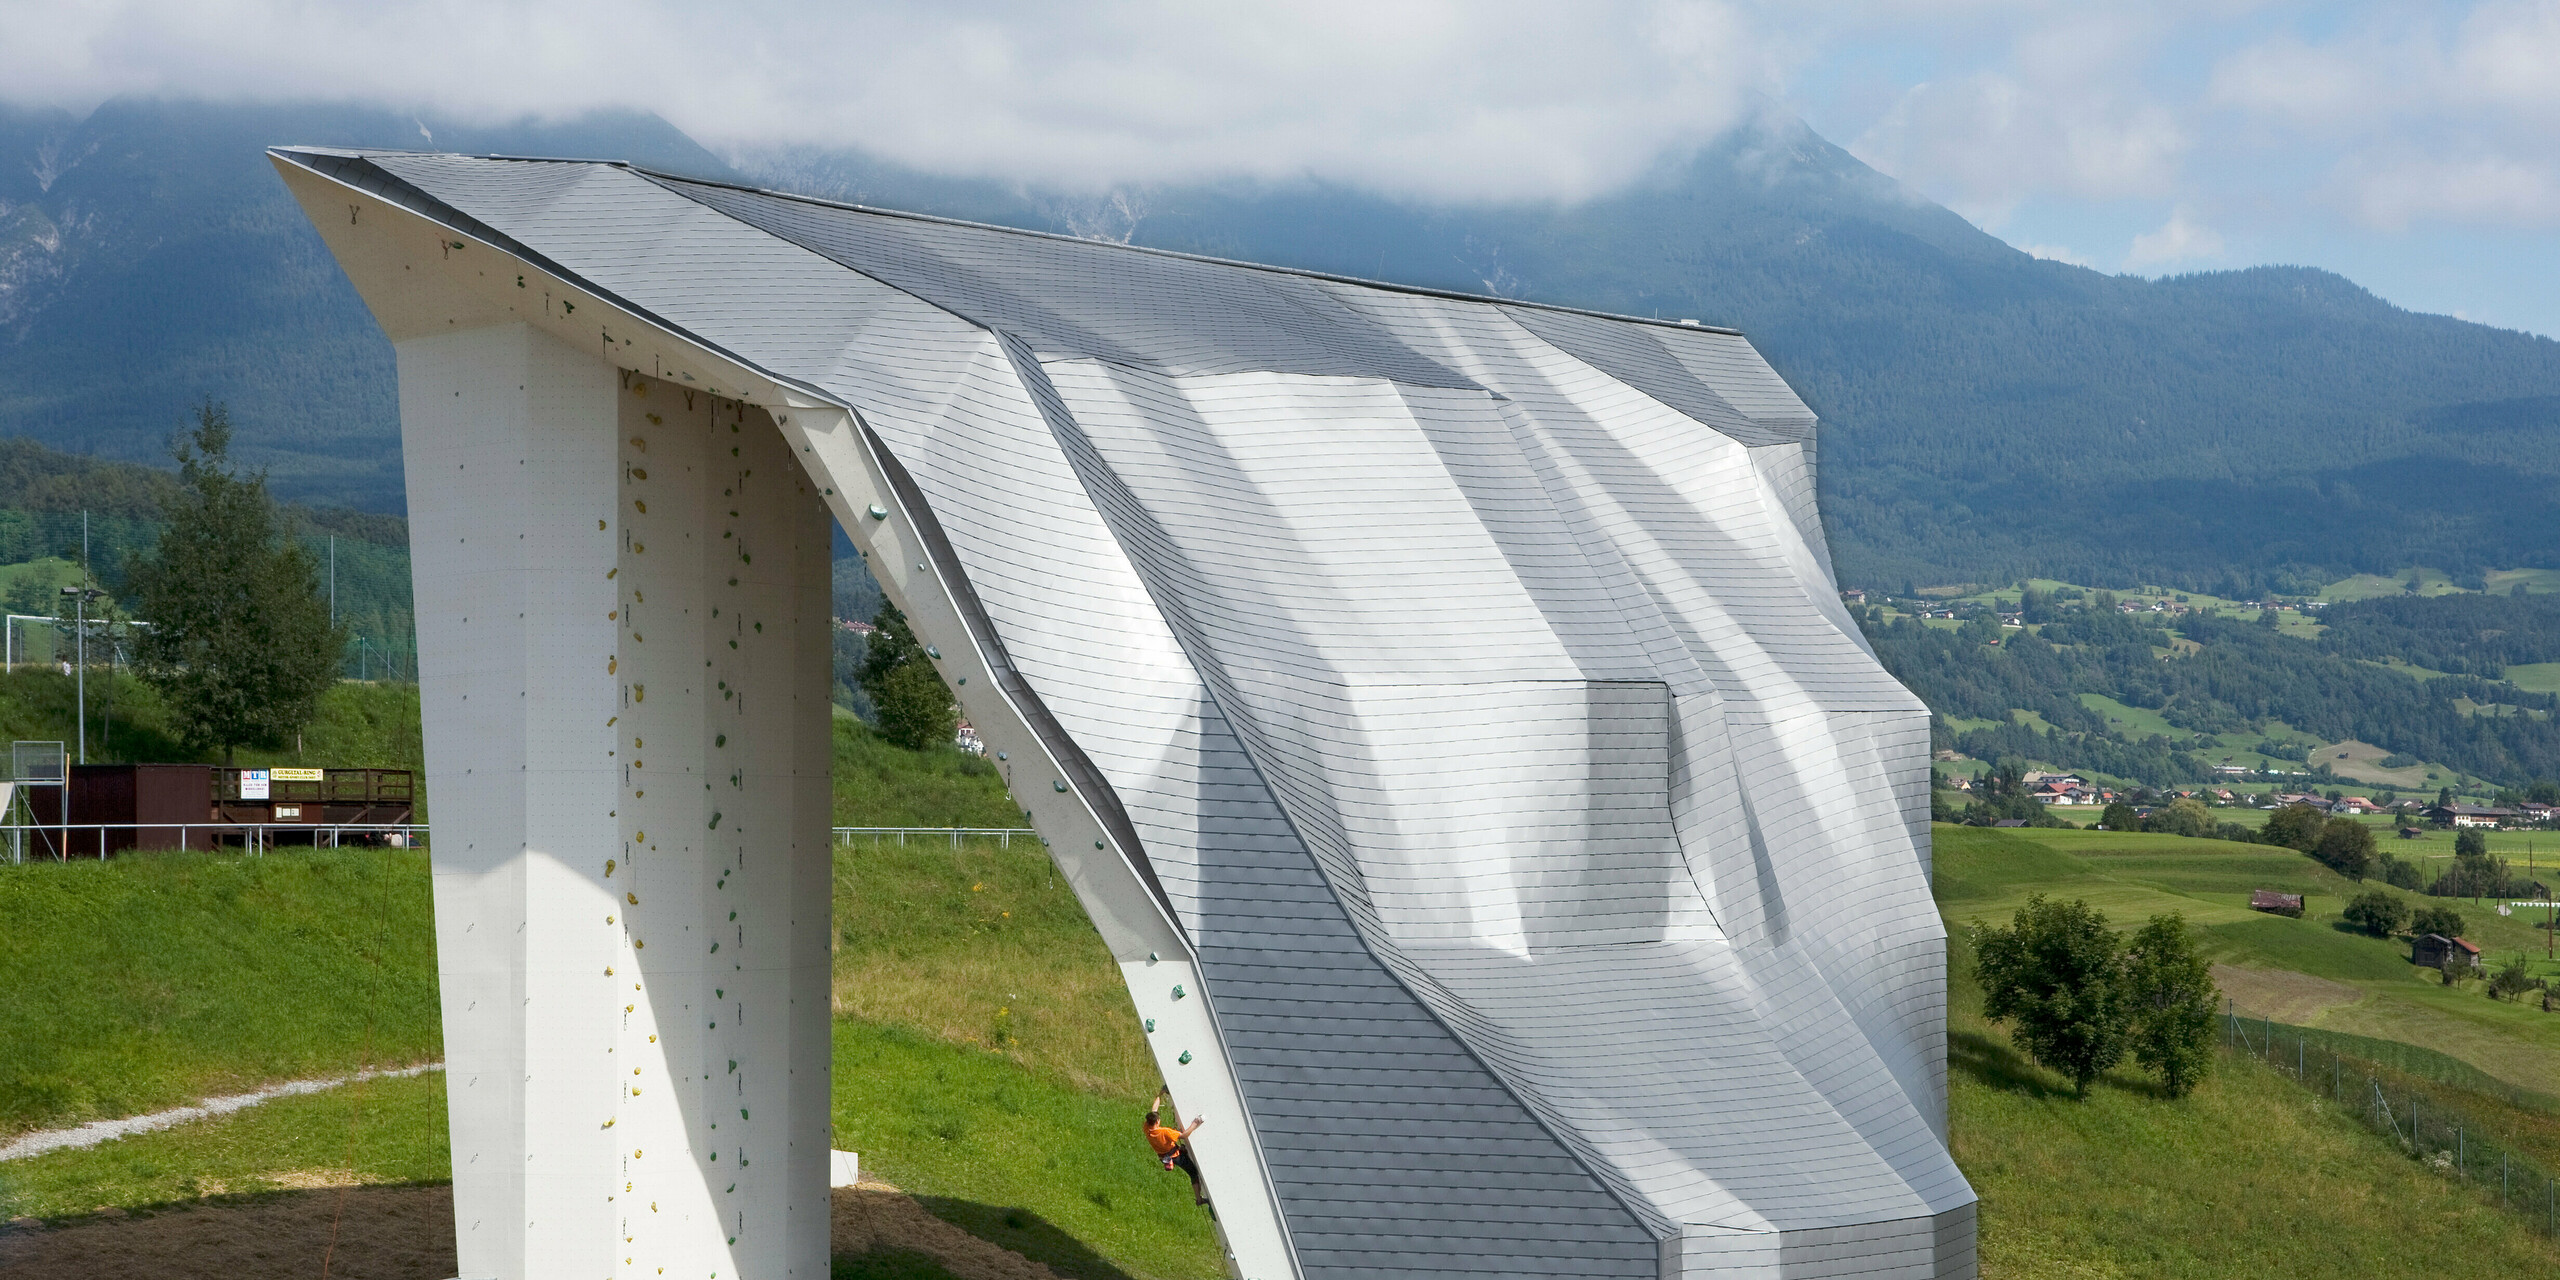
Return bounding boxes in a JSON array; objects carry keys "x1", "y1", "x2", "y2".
[
  {"x1": 1865, "y1": 595, "x2": 2560, "y2": 792},
  {"x1": 1, "y1": 97, "x2": 2555, "y2": 592},
  {"x1": 0, "y1": 100, "x2": 731, "y2": 511}
]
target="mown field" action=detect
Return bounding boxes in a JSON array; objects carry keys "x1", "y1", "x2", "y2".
[{"x1": 9, "y1": 735, "x2": 2560, "y2": 1276}]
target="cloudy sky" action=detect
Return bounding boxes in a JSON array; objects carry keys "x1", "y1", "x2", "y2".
[{"x1": 7, "y1": 0, "x2": 2557, "y2": 335}]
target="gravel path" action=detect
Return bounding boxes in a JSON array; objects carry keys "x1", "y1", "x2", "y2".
[{"x1": 0, "y1": 1065, "x2": 443, "y2": 1163}]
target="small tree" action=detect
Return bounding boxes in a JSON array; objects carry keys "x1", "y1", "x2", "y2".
[
  {"x1": 2121, "y1": 913, "x2": 2217, "y2": 1098},
  {"x1": 2099, "y1": 801, "x2": 2139, "y2": 832},
  {"x1": 2313, "y1": 818, "x2": 2377, "y2": 879},
  {"x1": 857, "y1": 603, "x2": 956, "y2": 752},
  {"x1": 1975, "y1": 895, "x2": 2129, "y2": 1098},
  {"x1": 2454, "y1": 828, "x2": 2489, "y2": 858},
  {"x1": 2410, "y1": 904, "x2": 2464, "y2": 939},
  {"x1": 2488, "y1": 956, "x2": 2539, "y2": 1002},
  {"x1": 2263, "y1": 803, "x2": 2328, "y2": 853},
  {"x1": 2341, "y1": 890, "x2": 2409, "y2": 937},
  {"x1": 128, "y1": 402, "x2": 346, "y2": 763},
  {"x1": 2150, "y1": 797, "x2": 2213, "y2": 838}
]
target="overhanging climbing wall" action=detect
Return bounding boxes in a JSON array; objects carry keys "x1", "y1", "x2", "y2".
[{"x1": 278, "y1": 145, "x2": 1978, "y2": 1280}]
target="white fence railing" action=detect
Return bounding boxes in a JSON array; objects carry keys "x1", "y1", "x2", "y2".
[
  {"x1": 4, "y1": 822, "x2": 1038, "y2": 863},
  {"x1": 3, "y1": 822, "x2": 427, "y2": 863},
  {"x1": 833, "y1": 826, "x2": 1033, "y2": 849}
]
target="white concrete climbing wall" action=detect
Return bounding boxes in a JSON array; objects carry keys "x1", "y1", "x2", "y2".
[{"x1": 400, "y1": 322, "x2": 832, "y2": 1280}]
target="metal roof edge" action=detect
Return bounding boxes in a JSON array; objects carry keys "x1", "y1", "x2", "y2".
[{"x1": 268, "y1": 144, "x2": 1751, "y2": 339}]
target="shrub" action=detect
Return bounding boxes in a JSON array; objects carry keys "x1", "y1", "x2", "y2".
[
  {"x1": 2377, "y1": 854, "x2": 2426, "y2": 891},
  {"x1": 2410, "y1": 905, "x2": 2464, "y2": 939},
  {"x1": 2489, "y1": 956, "x2": 2541, "y2": 1002},
  {"x1": 2343, "y1": 890, "x2": 2409, "y2": 938},
  {"x1": 2456, "y1": 828, "x2": 2490, "y2": 858},
  {"x1": 2099, "y1": 801, "x2": 2140, "y2": 832}
]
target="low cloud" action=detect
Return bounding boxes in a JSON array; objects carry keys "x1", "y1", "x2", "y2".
[
  {"x1": 0, "y1": 0, "x2": 1767, "y2": 204},
  {"x1": 2126, "y1": 208, "x2": 2225, "y2": 270}
]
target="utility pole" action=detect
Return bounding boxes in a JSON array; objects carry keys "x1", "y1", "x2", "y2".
[{"x1": 61, "y1": 586, "x2": 100, "y2": 764}]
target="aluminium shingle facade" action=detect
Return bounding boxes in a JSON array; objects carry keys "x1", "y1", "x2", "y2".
[{"x1": 273, "y1": 145, "x2": 1975, "y2": 1280}]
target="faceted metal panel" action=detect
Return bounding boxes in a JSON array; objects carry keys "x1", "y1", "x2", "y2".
[{"x1": 277, "y1": 147, "x2": 1976, "y2": 1280}]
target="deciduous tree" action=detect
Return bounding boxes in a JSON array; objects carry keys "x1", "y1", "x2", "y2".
[
  {"x1": 2342, "y1": 890, "x2": 2409, "y2": 938},
  {"x1": 1975, "y1": 895, "x2": 2129, "y2": 1099},
  {"x1": 2121, "y1": 913, "x2": 2217, "y2": 1098}
]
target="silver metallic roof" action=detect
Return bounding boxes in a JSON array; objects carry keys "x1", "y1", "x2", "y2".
[{"x1": 277, "y1": 148, "x2": 1973, "y2": 1279}]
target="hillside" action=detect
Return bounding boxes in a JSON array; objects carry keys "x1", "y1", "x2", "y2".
[
  {"x1": 9, "y1": 755, "x2": 2560, "y2": 1273},
  {"x1": 4, "y1": 99, "x2": 2556, "y2": 591},
  {"x1": 1868, "y1": 583, "x2": 2560, "y2": 791}
]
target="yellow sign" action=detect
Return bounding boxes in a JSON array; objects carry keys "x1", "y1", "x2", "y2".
[{"x1": 271, "y1": 768, "x2": 325, "y2": 782}]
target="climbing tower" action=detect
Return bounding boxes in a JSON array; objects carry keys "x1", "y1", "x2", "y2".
[{"x1": 279, "y1": 146, "x2": 1977, "y2": 1280}]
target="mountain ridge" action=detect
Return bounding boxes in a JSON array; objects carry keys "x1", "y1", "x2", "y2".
[{"x1": 1, "y1": 97, "x2": 2554, "y2": 591}]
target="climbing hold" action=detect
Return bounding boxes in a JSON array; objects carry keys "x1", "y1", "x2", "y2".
[
  {"x1": 728, "y1": 911, "x2": 736, "y2": 921},
  {"x1": 715, "y1": 734, "x2": 726, "y2": 747},
  {"x1": 1095, "y1": 841, "x2": 1105, "y2": 850},
  {"x1": 627, "y1": 892, "x2": 638, "y2": 905},
  {"x1": 605, "y1": 859, "x2": 617, "y2": 876},
  {"x1": 1178, "y1": 1051, "x2": 1192, "y2": 1065},
  {"x1": 1148, "y1": 952, "x2": 1158, "y2": 963},
  {"x1": 710, "y1": 813, "x2": 722, "y2": 829},
  {"x1": 926, "y1": 646, "x2": 941, "y2": 659},
  {"x1": 956, "y1": 677, "x2": 966, "y2": 685},
  {"x1": 1053, "y1": 780, "x2": 1068, "y2": 793},
  {"x1": 1144, "y1": 1019, "x2": 1155, "y2": 1032},
  {"x1": 867, "y1": 503, "x2": 888, "y2": 520},
  {"x1": 1171, "y1": 985, "x2": 1185, "y2": 1000},
  {"x1": 996, "y1": 751, "x2": 1007, "y2": 761}
]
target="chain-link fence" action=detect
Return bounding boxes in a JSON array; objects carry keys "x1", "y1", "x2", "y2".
[{"x1": 2226, "y1": 1009, "x2": 2560, "y2": 1235}]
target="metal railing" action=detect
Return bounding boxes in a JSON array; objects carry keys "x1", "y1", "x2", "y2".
[
  {"x1": 3, "y1": 821, "x2": 428, "y2": 863},
  {"x1": 5, "y1": 821, "x2": 1039, "y2": 862},
  {"x1": 833, "y1": 826, "x2": 1033, "y2": 849}
]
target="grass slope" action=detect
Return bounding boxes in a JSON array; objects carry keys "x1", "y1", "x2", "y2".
[
  {"x1": 0, "y1": 848, "x2": 438, "y2": 1137},
  {"x1": 1937, "y1": 826, "x2": 2560, "y2": 1099},
  {"x1": 832, "y1": 717, "x2": 1031, "y2": 830},
  {"x1": 1949, "y1": 952, "x2": 2560, "y2": 1276},
  {"x1": 0, "y1": 1070, "x2": 448, "y2": 1217},
  {"x1": 15, "y1": 737, "x2": 2560, "y2": 1274}
]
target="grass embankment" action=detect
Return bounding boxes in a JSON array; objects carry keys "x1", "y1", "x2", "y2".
[
  {"x1": 0, "y1": 1071, "x2": 448, "y2": 1217},
  {"x1": 1948, "y1": 948, "x2": 2560, "y2": 1275},
  {"x1": 18, "y1": 734, "x2": 2560, "y2": 1273},
  {"x1": 0, "y1": 848, "x2": 438, "y2": 1139},
  {"x1": 2, "y1": 731, "x2": 1216, "y2": 1277},
  {"x1": 1938, "y1": 826, "x2": 2560, "y2": 1100},
  {"x1": 1943, "y1": 822, "x2": 2560, "y2": 1272},
  {"x1": 832, "y1": 715, "x2": 1032, "y2": 830}
]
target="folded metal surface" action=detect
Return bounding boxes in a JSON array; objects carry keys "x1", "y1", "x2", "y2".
[{"x1": 279, "y1": 148, "x2": 1973, "y2": 1278}]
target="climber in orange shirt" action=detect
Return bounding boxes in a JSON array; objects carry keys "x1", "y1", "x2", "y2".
[{"x1": 1144, "y1": 1088, "x2": 1209, "y2": 1208}]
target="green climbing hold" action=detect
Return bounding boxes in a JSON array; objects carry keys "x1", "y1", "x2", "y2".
[
  {"x1": 926, "y1": 646, "x2": 941, "y2": 659},
  {"x1": 1178, "y1": 1051, "x2": 1192, "y2": 1065},
  {"x1": 709, "y1": 812, "x2": 722, "y2": 829},
  {"x1": 1144, "y1": 1018, "x2": 1155, "y2": 1032},
  {"x1": 1171, "y1": 984, "x2": 1185, "y2": 1000},
  {"x1": 1052, "y1": 780, "x2": 1068, "y2": 792}
]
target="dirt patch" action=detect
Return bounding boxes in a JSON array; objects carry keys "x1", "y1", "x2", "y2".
[
  {"x1": 2214, "y1": 964, "x2": 2365, "y2": 1025},
  {"x1": 832, "y1": 1182, "x2": 1062, "y2": 1280},
  {"x1": 0, "y1": 1182, "x2": 1062, "y2": 1280},
  {"x1": 0, "y1": 1184, "x2": 458, "y2": 1279}
]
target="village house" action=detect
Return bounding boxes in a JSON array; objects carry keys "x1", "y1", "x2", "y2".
[
  {"x1": 2328, "y1": 796, "x2": 2376, "y2": 815},
  {"x1": 2426, "y1": 804, "x2": 2518, "y2": 828}
]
